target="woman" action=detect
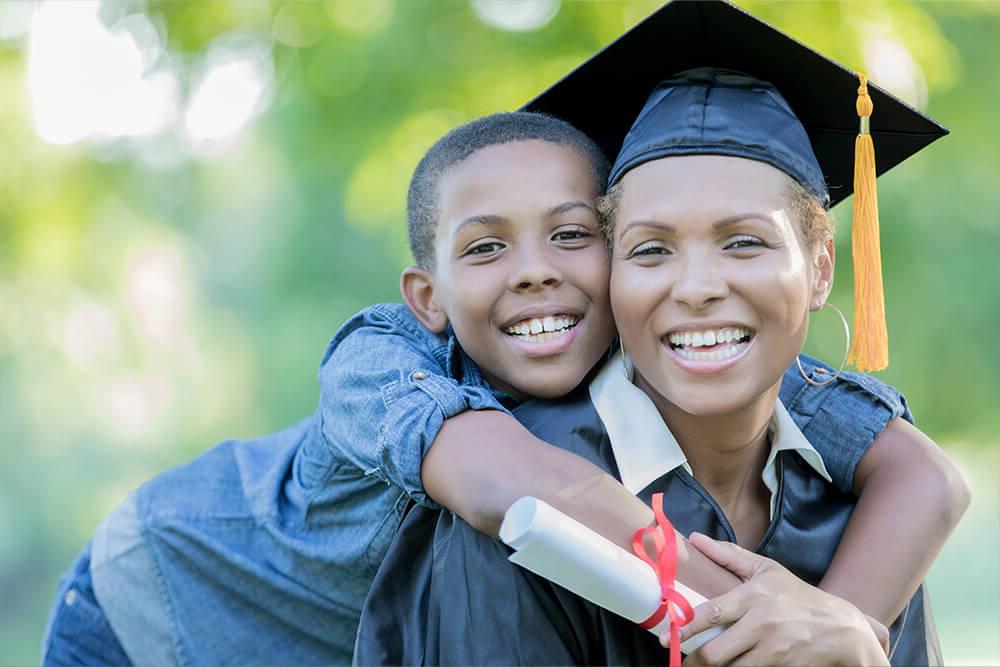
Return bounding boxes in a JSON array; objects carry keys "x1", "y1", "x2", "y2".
[{"x1": 353, "y1": 14, "x2": 946, "y2": 667}]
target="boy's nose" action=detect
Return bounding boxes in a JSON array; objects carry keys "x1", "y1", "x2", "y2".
[{"x1": 508, "y1": 250, "x2": 564, "y2": 291}]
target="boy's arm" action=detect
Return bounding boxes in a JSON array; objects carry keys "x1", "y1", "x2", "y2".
[
  {"x1": 818, "y1": 418, "x2": 971, "y2": 625},
  {"x1": 318, "y1": 304, "x2": 510, "y2": 507},
  {"x1": 423, "y1": 409, "x2": 741, "y2": 597},
  {"x1": 320, "y1": 305, "x2": 739, "y2": 595}
]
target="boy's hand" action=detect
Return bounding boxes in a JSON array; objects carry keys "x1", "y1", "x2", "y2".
[{"x1": 671, "y1": 533, "x2": 888, "y2": 667}]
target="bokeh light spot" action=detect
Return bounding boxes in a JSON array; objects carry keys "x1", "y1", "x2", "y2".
[
  {"x1": 61, "y1": 300, "x2": 122, "y2": 369},
  {"x1": 183, "y1": 37, "x2": 272, "y2": 156},
  {"x1": 272, "y1": 3, "x2": 323, "y2": 48},
  {"x1": 326, "y1": 0, "x2": 394, "y2": 35},
  {"x1": 471, "y1": 0, "x2": 560, "y2": 32},
  {"x1": 0, "y1": 0, "x2": 35, "y2": 44},
  {"x1": 864, "y1": 34, "x2": 928, "y2": 109},
  {"x1": 124, "y1": 243, "x2": 190, "y2": 348},
  {"x1": 27, "y1": 1, "x2": 178, "y2": 145}
]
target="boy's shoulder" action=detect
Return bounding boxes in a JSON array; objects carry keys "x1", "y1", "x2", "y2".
[
  {"x1": 782, "y1": 354, "x2": 913, "y2": 425},
  {"x1": 363, "y1": 303, "x2": 438, "y2": 339},
  {"x1": 321, "y1": 303, "x2": 453, "y2": 365}
]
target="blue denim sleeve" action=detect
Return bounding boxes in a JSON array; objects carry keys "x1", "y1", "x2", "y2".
[
  {"x1": 780, "y1": 354, "x2": 914, "y2": 495},
  {"x1": 317, "y1": 303, "x2": 509, "y2": 508}
]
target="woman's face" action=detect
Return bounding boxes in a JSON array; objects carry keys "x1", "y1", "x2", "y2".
[{"x1": 609, "y1": 155, "x2": 832, "y2": 417}]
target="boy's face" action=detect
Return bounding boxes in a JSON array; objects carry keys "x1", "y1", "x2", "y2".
[{"x1": 431, "y1": 140, "x2": 615, "y2": 399}]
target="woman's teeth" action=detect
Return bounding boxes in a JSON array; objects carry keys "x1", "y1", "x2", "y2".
[
  {"x1": 667, "y1": 327, "x2": 752, "y2": 348},
  {"x1": 672, "y1": 342, "x2": 748, "y2": 361},
  {"x1": 666, "y1": 327, "x2": 753, "y2": 360},
  {"x1": 504, "y1": 315, "x2": 578, "y2": 342}
]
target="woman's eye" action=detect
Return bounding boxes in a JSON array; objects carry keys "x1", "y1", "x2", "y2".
[
  {"x1": 467, "y1": 241, "x2": 504, "y2": 255},
  {"x1": 630, "y1": 242, "x2": 671, "y2": 258},
  {"x1": 725, "y1": 234, "x2": 765, "y2": 250}
]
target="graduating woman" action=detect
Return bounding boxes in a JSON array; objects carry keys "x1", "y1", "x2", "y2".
[{"x1": 354, "y1": 2, "x2": 949, "y2": 665}]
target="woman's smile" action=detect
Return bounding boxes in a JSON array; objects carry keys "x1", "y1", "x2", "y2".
[
  {"x1": 663, "y1": 323, "x2": 756, "y2": 374},
  {"x1": 610, "y1": 154, "x2": 825, "y2": 417}
]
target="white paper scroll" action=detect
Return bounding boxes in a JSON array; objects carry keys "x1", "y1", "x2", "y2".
[{"x1": 499, "y1": 496, "x2": 724, "y2": 654}]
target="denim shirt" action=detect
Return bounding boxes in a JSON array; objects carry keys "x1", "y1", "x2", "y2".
[{"x1": 90, "y1": 303, "x2": 912, "y2": 666}]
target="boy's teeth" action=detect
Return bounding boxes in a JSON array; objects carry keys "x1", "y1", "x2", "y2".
[
  {"x1": 504, "y1": 315, "x2": 579, "y2": 340},
  {"x1": 667, "y1": 327, "x2": 753, "y2": 348}
]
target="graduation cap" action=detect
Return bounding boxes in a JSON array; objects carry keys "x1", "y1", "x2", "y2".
[{"x1": 523, "y1": 0, "x2": 948, "y2": 373}]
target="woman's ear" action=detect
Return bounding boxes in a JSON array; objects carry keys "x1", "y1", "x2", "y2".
[
  {"x1": 401, "y1": 266, "x2": 449, "y2": 333},
  {"x1": 809, "y1": 238, "x2": 835, "y2": 311}
]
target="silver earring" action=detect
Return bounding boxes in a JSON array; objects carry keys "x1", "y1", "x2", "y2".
[
  {"x1": 619, "y1": 340, "x2": 630, "y2": 380},
  {"x1": 796, "y1": 303, "x2": 851, "y2": 387}
]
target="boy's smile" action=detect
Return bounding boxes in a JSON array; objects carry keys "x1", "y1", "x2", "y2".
[{"x1": 429, "y1": 140, "x2": 615, "y2": 399}]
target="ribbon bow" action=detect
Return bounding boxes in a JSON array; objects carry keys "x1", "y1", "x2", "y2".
[{"x1": 632, "y1": 492, "x2": 694, "y2": 667}]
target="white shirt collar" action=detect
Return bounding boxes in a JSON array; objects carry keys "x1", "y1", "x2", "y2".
[{"x1": 588, "y1": 353, "x2": 832, "y2": 519}]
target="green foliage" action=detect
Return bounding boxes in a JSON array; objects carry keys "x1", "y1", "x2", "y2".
[{"x1": 1, "y1": 1, "x2": 997, "y2": 663}]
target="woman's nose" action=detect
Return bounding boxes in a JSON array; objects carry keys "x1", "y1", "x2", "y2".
[{"x1": 671, "y1": 255, "x2": 729, "y2": 310}]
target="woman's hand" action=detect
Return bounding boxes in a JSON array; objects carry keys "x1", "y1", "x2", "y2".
[{"x1": 669, "y1": 533, "x2": 889, "y2": 667}]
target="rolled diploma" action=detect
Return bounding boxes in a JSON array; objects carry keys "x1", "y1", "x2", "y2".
[{"x1": 499, "y1": 496, "x2": 723, "y2": 654}]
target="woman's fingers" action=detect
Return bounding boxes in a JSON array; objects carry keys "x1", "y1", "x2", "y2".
[
  {"x1": 675, "y1": 588, "x2": 749, "y2": 643},
  {"x1": 681, "y1": 616, "x2": 758, "y2": 667},
  {"x1": 864, "y1": 613, "x2": 891, "y2": 656},
  {"x1": 687, "y1": 533, "x2": 769, "y2": 582}
]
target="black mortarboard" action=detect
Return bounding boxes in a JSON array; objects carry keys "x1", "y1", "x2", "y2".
[
  {"x1": 522, "y1": 0, "x2": 949, "y2": 372},
  {"x1": 523, "y1": 0, "x2": 946, "y2": 208}
]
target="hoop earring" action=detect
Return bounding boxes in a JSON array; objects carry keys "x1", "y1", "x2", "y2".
[
  {"x1": 796, "y1": 303, "x2": 851, "y2": 387},
  {"x1": 619, "y1": 339, "x2": 630, "y2": 380}
]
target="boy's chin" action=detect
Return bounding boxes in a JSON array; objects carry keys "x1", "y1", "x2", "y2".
[{"x1": 507, "y1": 370, "x2": 588, "y2": 400}]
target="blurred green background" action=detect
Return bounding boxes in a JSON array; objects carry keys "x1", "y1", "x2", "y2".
[{"x1": 1, "y1": 0, "x2": 998, "y2": 664}]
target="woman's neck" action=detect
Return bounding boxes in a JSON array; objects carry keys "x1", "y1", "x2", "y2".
[{"x1": 635, "y1": 375, "x2": 780, "y2": 544}]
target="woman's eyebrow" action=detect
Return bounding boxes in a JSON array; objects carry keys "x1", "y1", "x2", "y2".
[
  {"x1": 547, "y1": 200, "x2": 597, "y2": 217},
  {"x1": 621, "y1": 220, "x2": 676, "y2": 234},
  {"x1": 712, "y1": 214, "x2": 776, "y2": 230}
]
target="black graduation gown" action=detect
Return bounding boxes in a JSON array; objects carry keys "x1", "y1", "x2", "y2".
[{"x1": 353, "y1": 390, "x2": 941, "y2": 666}]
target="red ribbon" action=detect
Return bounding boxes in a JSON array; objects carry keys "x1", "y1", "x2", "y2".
[{"x1": 632, "y1": 492, "x2": 694, "y2": 667}]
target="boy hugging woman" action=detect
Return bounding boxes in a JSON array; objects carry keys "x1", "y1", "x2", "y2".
[{"x1": 44, "y1": 2, "x2": 967, "y2": 666}]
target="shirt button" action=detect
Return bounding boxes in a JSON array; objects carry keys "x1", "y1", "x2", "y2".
[
  {"x1": 412, "y1": 371, "x2": 428, "y2": 381},
  {"x1": 64, "y1": 589, "x2": 77, "y2": 606}
]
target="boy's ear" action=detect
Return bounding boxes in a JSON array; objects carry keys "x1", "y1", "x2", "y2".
[
  {"x1": 401, "y1": 266, "x2": 449, "y2": 333},
  {"x1": 810, "y1": 238, "x2": 835, "y2": 311}
]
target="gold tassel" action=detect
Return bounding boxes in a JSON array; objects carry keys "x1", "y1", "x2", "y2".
[{"x1": 848, "y1": 74, "x2": 888, "y2": 372}]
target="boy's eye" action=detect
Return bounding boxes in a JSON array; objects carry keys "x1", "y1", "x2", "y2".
[
  {"x1": 725, "y1": 234, "x2": 766, "y2": 250},
  {"x1": 552, "y1": 228, "x2": 591, "y2": 242},
  {"x1": 465, "y1": 241, "x2": 504, "y2": 256}
]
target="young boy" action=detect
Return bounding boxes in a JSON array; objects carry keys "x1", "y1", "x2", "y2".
[{"x1": 43, "y1": 113, "x2": 968, "y2": 666}]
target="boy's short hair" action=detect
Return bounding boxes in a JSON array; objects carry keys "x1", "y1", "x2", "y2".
[{"x1": 407, "y1": 112, "x2": 610, "y2": 270}]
